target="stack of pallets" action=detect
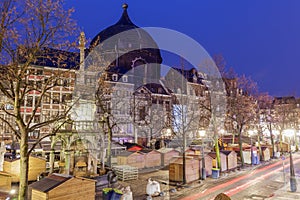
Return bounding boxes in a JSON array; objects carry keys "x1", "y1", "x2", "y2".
[{"x1": 112, "y1": 165, "x2": 138, "y2": 181}]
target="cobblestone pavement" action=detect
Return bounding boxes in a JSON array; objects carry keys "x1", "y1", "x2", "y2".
[
  {"x1": 117, "y1": 167, "x2": 246, "y2": 200},
  {"x1": 116, "y1": 161, "x2": 277, "y2": 200},
  {"x1": 265, "y1": 177, "x2": 300, "y2": 200}
]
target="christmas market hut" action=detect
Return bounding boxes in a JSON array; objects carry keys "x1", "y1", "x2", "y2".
[
  {"x1": 3, "y1": 156, "x2": 46, "y2": 182},
  {"x1": 157, "y1": 148, "x2": 180, "y2": 166},
  {"x1": 140, "y1": 149, "x2": 162, "y2": 168},
  {"x1": 220, "y1": 150, "x2": 237, "y2": 171},
  {"x1": 169, "y1": 156, "x2": 199, "y2": 183},
  {"x1": 29, "y1": 173, "x2": 95, "y2": 200},
  {"x1": 116, "y1": 151, "x2": 145, "y2": 169},
  {"x1": 0, "y1": 171, "x2": 12, "y2": 192},
  {"x1": 208, "y1": 152, "x2": 227, "y2": 172}
]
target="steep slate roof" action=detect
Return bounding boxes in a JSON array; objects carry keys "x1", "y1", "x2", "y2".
[
  {"x1": 18, "y1": 47, "x2": 80, "y2": 69},
  {"x1": 273, "y1": 96, "x2": 296, "y2": 104},
  {"x1": 143, "y1": 83, "x2": 171, "y2": 95},
  {"x1": 30, "y1": 173, "x2": 72, "y2": 192},
  {"x1": 170, "y1": 67, "x2": 205, "y2": 84}
]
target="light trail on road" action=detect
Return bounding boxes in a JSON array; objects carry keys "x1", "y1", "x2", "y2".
[{"x1": 182, "y1": 154, "x2": 300, "y2": 200}]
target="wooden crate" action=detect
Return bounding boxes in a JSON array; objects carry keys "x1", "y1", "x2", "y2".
[{"x1": 113, "y1": 165, "x2": 138, "y2": 181}]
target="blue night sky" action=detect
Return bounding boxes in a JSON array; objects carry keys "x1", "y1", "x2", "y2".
[{"x1": 66, "y1": 0, "x2": 300, "y2": 97}]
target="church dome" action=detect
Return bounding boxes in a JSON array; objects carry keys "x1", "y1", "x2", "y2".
[{"x1": 89, "y1": 4, "x2": 162, "y2": 67}]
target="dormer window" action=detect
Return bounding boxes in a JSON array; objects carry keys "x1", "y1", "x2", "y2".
[
  {"x1": 112, "y1": 74, "x2": 118, "y2": 81},
  {"x1": 122, "y1": 75, "x2": 128, "y2": 82},
  {"x1": 158, "y1": 88, "x2": 163, "y2": 93}
]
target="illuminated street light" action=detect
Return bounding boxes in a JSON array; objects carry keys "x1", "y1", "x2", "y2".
[
  {"x1": 198, "y1": 129, "x2": 206, "y2": 180},
  {"x1": 284, "y1": 129, "x2": 297, "y2": 192}
]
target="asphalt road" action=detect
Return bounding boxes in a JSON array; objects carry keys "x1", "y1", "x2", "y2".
[{"x1": 179, "y1": 153, "x2": 300, "y2": 200}]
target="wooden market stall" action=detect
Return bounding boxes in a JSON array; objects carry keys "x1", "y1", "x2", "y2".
[
  {"x1": 185, "y1": 147, "x2": 199, "y2": 155},
  {"x1": 208, "y1": 152, "x2": 227, "y2": 172},
  {"x1": 204, "y1": 154, "x2": 213, "y2": 176},
  {"x1": 185, "y1": 153, "x2": 213, "y2": 178},
  {"x1": 220, "y1": 150, "x2": 237, "y2": 171},
  {"x1": 260, "y1": 147, "x2": 271, "y2": 161},
  {"x1": 157, "y1": 148, "x2": 180, "y2": 166},
  {"x1": 243, "y1": 146, "x2": 259, "y2": 165},
  {"x1": 169, "y1": 156, "x2": 199, "y2": 183},
  {"x1": 3, "y1": 156, "x2": 46, "y2": 182},
  {"x1": 0, "y1": 171, "x2": 12, "y2": 192},
  {"x1": 117, "y1": 151, "x2": 145, "y2": 169},
  {"x1": 141, "y1": 149, "x2": 162, "y2": 168},
  {"x1": 29, "y1": 173, "x2": 95, "y2": 200},
  {"x1": 276, "y1": 142, "x2": 289, "y2": 153}
]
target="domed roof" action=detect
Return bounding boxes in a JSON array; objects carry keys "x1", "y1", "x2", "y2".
[
  {"x1": 89, "y1": 4, "x2": 162, "y2": 62},
  {"x1": 90, "y1": 4, "x2": 138, "y2": 47},
  {"x1": 88, "y1": 4, "x2": 162, "y2": 84}
]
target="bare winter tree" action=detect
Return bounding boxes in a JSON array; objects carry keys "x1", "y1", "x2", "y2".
[
  {"x1": 272, "y1": 96, "x2": 298, "y2": 153},
  {"x1": 257, "y1": 93, "x2": 277, "y2": 158},
  {"x1": 163, "y1": 66, "x2": 204, "y2": 184},
  {"x1": 225, "y1": 74, "x2": 258, "y2": 167},
  {"x1": 199, "y1": 56, "x2": 227, "y2": 170},
  {"x1": 95, "y1": 71, "x2": 136, "y2": 168},
  {"x1": 0, "y1": 0, "x2": 77, "y2": 199}
]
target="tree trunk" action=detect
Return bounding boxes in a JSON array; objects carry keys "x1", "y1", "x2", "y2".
[
  {"x1": 107, "y1": 119, "x2": 112, "y2": 168},
  {"x1": 238, "y1": 133, "x2": 244, "y2": 168},
  {"x1": 257, "y1": 134, "x2": 263, "y2": 161},
  {"x1": 270, "y1": 126, "x2": 275, "y2": 158},
  {"x1": 182, "y1": 151, "x2": 186, "y2": 184},
  {"x1": 49, "y1": 136, "x2": 56, "y2": 174},
  {"x1": 19, "y1": 131, "x2": 29, "y2": 200},
  {"x1": 294, "y1": 131, "x2": 299, "y2": 152},
  {"x1": 280, "y1": 130, "x2": 283, "y2": 154},
  {"x1": 107, "y1": 128, "x2": 112, "y2": 168}
]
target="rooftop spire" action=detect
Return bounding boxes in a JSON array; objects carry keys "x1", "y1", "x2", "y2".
[
  {"x1": 116, "y1": 3, "x2": 134, "y2": 26},
  {"x1": 122, "y1": 3, "x2": 128, "y2": 10}
]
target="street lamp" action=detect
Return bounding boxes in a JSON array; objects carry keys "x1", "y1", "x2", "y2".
[
  {"x1": 284, "y1": 129, "x2": 297, "y2": 192},
  {"x1": 198, "y1": 129, "x2": 206, "y2": 180}
]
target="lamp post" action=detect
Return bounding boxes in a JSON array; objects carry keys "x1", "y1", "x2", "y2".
[
  {"x1": 198, "y1": 130, "x2": 206, "y2": 180},
  {"x1": 285, "y1": 129, "x2": 297, "y2": 192}
]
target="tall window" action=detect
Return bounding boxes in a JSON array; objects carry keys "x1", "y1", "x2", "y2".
[
  {"x1": 26, "y1": 96, "x2": 33, "y2": 107},
  {"x1": 52, "y1": 93, "x2": 60, "y2": 104},
  {"x1": 139, "y1": 106, "x2": 146, "y2": 120},
  {"x1": 112, "y1": 74, "x2": 118, "y2": 81}
]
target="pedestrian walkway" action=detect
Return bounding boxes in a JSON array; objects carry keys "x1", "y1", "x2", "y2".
[{"x1": 266, "y1": 177, "x2": 300, "y2": 200}]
